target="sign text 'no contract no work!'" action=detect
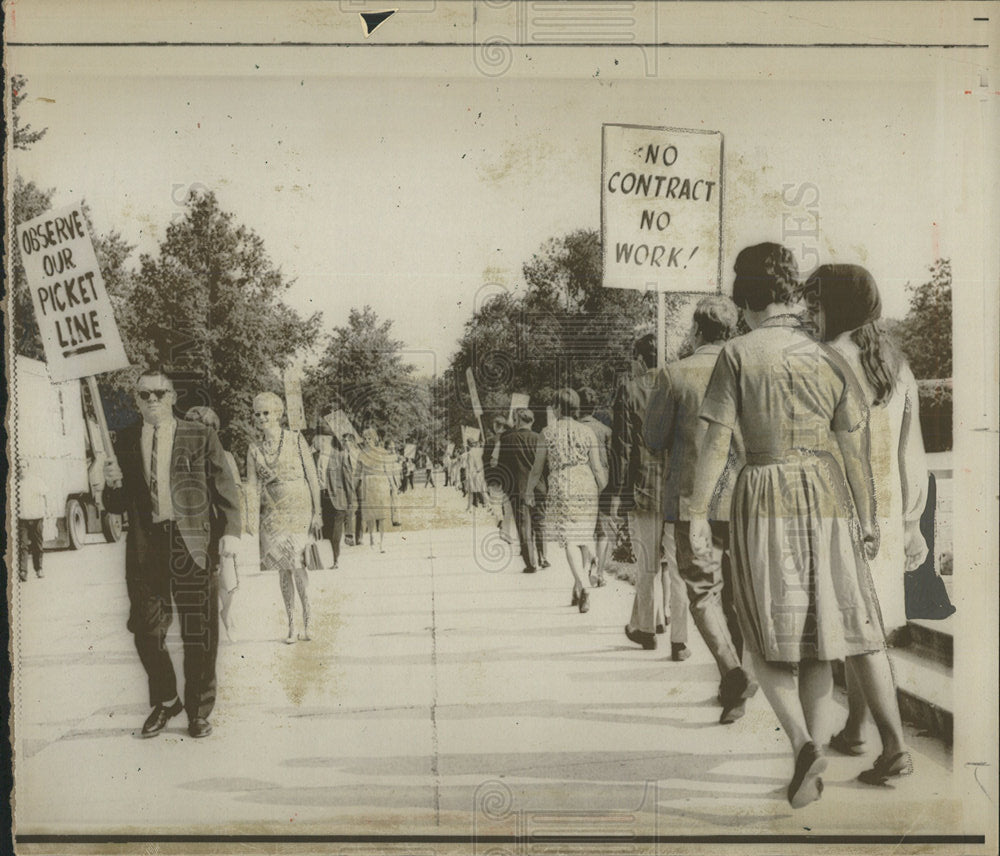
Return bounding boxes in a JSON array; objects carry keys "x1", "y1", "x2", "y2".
[
  {"x1": 17, "y1": 203, "x2": 131, "y2": 382},
  {"x1": 602, "y1": 124, "x2": 723, "y2": 294}
]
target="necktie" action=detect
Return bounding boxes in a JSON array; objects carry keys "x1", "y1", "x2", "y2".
[{"x1": 149, "y1": 427, "x2": 159, "y2": 518}]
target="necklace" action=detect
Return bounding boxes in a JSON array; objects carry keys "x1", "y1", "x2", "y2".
[{"x1": 259, "y1": 430, "x2": 284, "y2": 469}]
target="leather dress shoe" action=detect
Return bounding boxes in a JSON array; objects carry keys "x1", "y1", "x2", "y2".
[
  {"x1": 188, "y1": 717, "x2": 213, "y2": 738},
  {"x1": 655, "y1": 623, "x2": 666, "y2": 635},
  {"x1": 671, "y1": 643, "x2": 691, "y2": 661},
  {"x1": 141, "y1": 699, "x2": 184, "y2": 737},
  {"x1": 625, "y1": 625, "x2": 657, "y2": 650},
  {"x1": 522, "y1": 566, "x2": 537, "y2": 574},
  {"x1": 719, "y1": 667, "x2": 759, "y2": 724}
]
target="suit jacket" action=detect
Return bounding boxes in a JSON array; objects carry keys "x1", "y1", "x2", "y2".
[
  {"x1": 610, "y1": 361, "x2": 664, "y2": 514},
  {"x1": 645, "y1": 344, "x2": 743, "y2": 522},
  {"x1": 497, "y1": 426, "x2": 546, "y2": 498},
  {"x1": 324, "y1": 446, "x2": 357, "y2": 512},
  {"x1": 104, "y1": 418, "x2": 242, "y2": 574}
]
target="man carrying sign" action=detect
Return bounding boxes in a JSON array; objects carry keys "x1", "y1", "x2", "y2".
[{"x1": 103, "y1": 364, "x2": 242, "y2": 739}]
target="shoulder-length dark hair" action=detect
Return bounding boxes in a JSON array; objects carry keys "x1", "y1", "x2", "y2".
[{"x1": 850, "y1": 322, "x2": 901, "y2": 406}]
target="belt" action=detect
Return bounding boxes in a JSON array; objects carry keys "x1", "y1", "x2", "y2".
[{"x1": 745, "y1": 448, "x2": 826, "y2": 466}]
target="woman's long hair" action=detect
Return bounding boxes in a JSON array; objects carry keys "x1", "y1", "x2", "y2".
[{"x1": 851, "y1": 321, "x2": 901, "y2": 406}]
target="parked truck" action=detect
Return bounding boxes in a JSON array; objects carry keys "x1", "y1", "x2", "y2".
[{"x1": 12, "y1": 355, "x2": 124, "y2": 549}]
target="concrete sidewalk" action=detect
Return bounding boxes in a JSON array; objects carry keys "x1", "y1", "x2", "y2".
[{"x1": 11, "y1": 486, "x2": 958, "y2": 838}]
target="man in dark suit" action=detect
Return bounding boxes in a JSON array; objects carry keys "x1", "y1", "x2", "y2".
[
  {"x1": 498, "y1": 408, "x2": 548, "y2": 573},
  {"x1": 645, "y1": 296, "x2": 755, "y2": 723},
  {"x1": 104, "y1": 366, "x2": 241, "y2": 739}
]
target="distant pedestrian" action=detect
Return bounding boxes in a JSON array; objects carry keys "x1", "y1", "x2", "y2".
[
  {"x1": 498, "y1": 408, "x2": 548, "y2": 573},
  {"x1": 357, "y1": 427, "x2": 395, "y2": 552},
  {"x1": 16, "y1": 460, "x2": 47, "y2": 581},
  {"x1": 577, "y1": 387, "x2": 614, "y2": 587},
  {"x1": 320, "y1": 430, "x2": 357, "y2": 569},
  {"x1": 527, "y1": 389, "x2": 606, "y2": 613},
  {"x1": 466, "y1": 439, "x2": 487, "y2": 510}
]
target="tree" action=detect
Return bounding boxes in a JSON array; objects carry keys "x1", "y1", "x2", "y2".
[
  {"x1": 111, "y1": 191, "x2": 321, "y2": 458},
  {"x1": 10, "y1": 74, "x2": 48, "y2": 150},
  {"x1": 893, "y1": 258, "x2": 952, "y2": 380},
  {"x1": 441, "y1": 229, "x2": 695, "y2": 444},
  {"x1": 8, "y1": 175, "x2": 56, "y2": 358},
  {"x1": 305, "y1": 306, "x2": 434, "y2": 448}
]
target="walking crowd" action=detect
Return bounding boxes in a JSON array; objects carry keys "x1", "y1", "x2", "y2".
[{"x1": 21, "y1": 240, "x2": 949, "y2": 810}]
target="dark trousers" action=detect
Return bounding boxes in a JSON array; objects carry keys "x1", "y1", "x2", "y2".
[
  {"x1": 320, "y1": 492, "x2": 349, "y2": 563},
  {"x1": 511, "y1": 495, "x2": 546, "y2": 569},
  {"x1": 126, "y1": 521, "x2": 219, "y2": 720},
  {"x1": 425, "y1": 468, "x2": 434, "y2": 487},
  {"x1": 355, "y1": 505, "x2": 363, "y2": 544},
  {"x1": 674, "y1": 520, "x2": 743, "y2": 679},
  {"x1": 330, "y1": 508, "x2": 348, "y2": 563},
  {"x1": 18, "y1": 518, "x2": 44, "y2": 577}
]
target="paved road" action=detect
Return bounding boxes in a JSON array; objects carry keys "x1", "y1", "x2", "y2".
[{"x1": 12, "y1": 486, "x2": 957, "y2": 838}]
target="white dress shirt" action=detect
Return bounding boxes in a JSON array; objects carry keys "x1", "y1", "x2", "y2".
[{"x1": 141, "y1": 418, "x2": 176, "y2": 522}]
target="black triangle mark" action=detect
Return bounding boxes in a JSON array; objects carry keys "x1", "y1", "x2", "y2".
[{"x1": 360, "y1": 10, "x2": 396, "y2": 38}]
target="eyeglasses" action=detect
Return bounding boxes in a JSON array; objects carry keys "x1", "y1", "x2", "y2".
[{"x1": 137, "y1": 389, "x2": 171, "y2": 402}]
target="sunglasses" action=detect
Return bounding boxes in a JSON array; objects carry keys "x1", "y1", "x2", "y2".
[
  {"x1": 137, "y1": 389, "x2": 172, "y2": 402},
  {"x1": 254, "y1": 411, "x2": 276, "y2": 417}
]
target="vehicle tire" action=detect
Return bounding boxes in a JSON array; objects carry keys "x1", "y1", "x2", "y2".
[
  {"x1": 66, "y1": 498, "x2": 88, "y2": 550},
  {"x1": 101, "y1": 511, "x2": 124, "y2": 543}
]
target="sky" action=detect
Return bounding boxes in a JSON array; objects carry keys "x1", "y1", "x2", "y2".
[{"x1": 8, "y1": 42, "x2": 974, "y2": 373}]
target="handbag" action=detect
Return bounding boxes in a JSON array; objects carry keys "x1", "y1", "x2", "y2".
[
  {"x1": 219, "y1": 552, "x2": 240, "y2": 594},
  {"x1": 304, "y1": 538, "x2": 335, "y2": 570}
]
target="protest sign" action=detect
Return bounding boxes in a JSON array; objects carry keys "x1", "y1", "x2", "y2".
[
  {"x1": 16, "y1": 204, "x2": 130, "y2": 382},
  {"x1": 465, "y1": 367, "x2": 483, "y2": 418},
  {"x1": 283, "y1": 369, "x2": 306, "y2": 430},
  {"x1": 508, "y1": 392, "x2": 530, "y2": 424},
  {"x1": 324, "y1": 409, "x2": 356, "y2": 438},
  {"x1": 404, "y1": 443, "x2": 416, "y2": 459},
  {"x1": 602, "y1": 124, "x2": 722, "y2": 294},
  {"x1": 461, "y1": 425, "x2": 481, "y2": 446},
  {"x1": 445, "y1": 442, "x2": 455, "y2": 458}
]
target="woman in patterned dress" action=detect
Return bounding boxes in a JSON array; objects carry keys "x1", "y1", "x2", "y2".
[
  {"x1": 689, "y1": 243, "x2": 911, "y2": 808},
  {"x1": 246, "y1": 392, "x2": 322, "y2": 644},
  {"x1": 526, "y1": 388, "x2": 607, "y2": 612},
  {"x1": 357, "y1": 427, "x2": 395, "y2": 552}
]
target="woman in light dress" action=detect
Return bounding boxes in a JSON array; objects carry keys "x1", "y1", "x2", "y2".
[
  {"x1": 526, "y1": 388, "x2": 607, "y2": 613},
  {"x1": 357, "y1": 427, "x2": 396, "y2": 552},
  {"x1": 246, "y1": 392, "x2": 321, "y2": 644},
  {"x1": 804, "y1": 264, "x2": 930, "y2": 757},
  {"x1": 690, "y1": 243, "x2": 912, "y2": 808}
]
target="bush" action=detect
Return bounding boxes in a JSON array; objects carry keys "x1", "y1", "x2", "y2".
[{"x1": 917, "y1": 378, "x2": 952, "y2": 453}]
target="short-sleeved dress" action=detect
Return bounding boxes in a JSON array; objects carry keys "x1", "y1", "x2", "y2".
[
  {"x1": 542, "y1": 417, "x2": 600, "y2": 547},
  {"x1": 699, "y1": 314, "x2": 885, "y2": 662},
  {"x1": 247, "y1": 430, "x2": 315, "y2": 571},
  {"x1": 357, "y1": 445, "x2": 395, "y2": 526}
]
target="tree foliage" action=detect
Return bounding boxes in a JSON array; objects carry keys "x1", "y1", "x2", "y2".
[
  {"x1": 10, "y1": 74, "x2": 48, "y2": 150},
  {"x1": 440, "y1": 229, "x2": 695, "y2": 444},
  {"x1": 893, "y1": 258, "x2": 952, "y2": 380},
  {"x1": 305, "y1": 305, "x2": 437, "y2": 449},
  {"x1": 109, "y1": 191, "x2": 321, "y2": 459}
]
